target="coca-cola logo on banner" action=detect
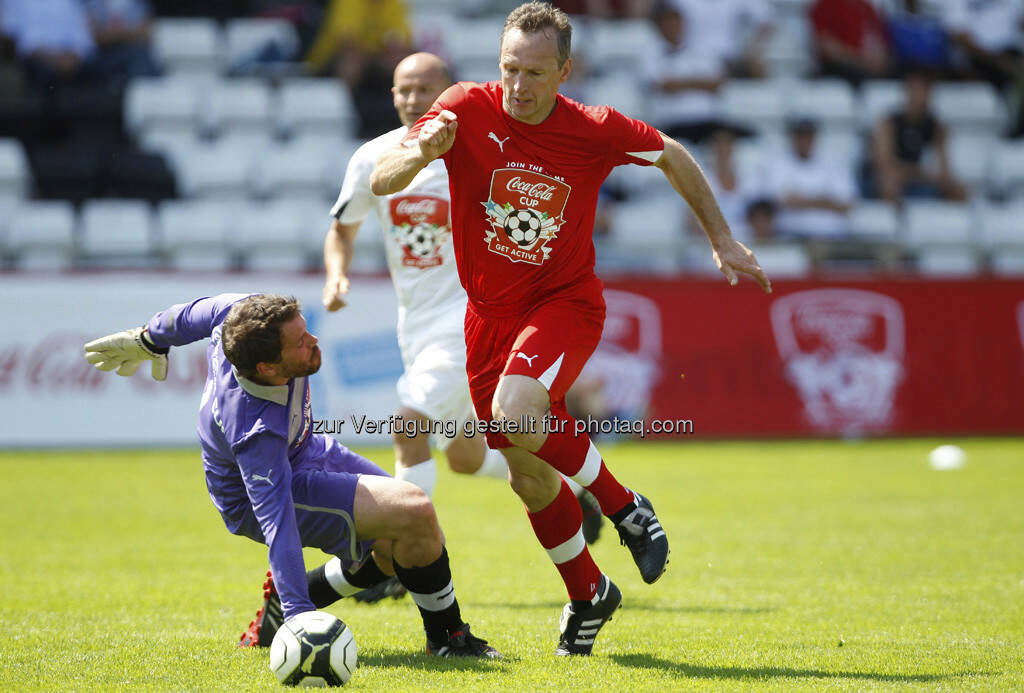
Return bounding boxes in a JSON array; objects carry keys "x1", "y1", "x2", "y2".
[{"x1": 771, "y1": 289, "x2": 905, "y2": 434}]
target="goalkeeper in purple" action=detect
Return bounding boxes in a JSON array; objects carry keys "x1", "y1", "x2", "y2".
[{"x1": 83, "y1": 293, "x2": 499, "y2": 658}]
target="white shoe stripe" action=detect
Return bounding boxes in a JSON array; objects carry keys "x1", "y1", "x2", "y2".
[
  {"x1": 577, "y1": 628, "x2": 599, "y2": 636},
  {"x1": 649, "y1": 530, "x2": 666, "y2": 541},
  {"x1": 576, "y1": 637, "x2": 595, "y2": 645},
  {"x1": 580, "y1": 618, "x2": 604, "y2": 627}
]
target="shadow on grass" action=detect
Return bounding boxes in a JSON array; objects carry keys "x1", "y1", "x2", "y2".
[
  {"x1": 611, "y1": 653, "x2": 964, "y2": 683},
  {"x1": 360, "y1": 651, "x2": 519, "y2": 672}
]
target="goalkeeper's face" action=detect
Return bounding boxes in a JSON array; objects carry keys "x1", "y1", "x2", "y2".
[{"x1": 267, "y1": 314, "x2": 322, "y2": 381}]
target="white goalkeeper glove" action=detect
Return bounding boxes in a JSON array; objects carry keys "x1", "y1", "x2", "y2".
[{"x1": 83, "y1": 326, "x2": 169, "y2": 381}]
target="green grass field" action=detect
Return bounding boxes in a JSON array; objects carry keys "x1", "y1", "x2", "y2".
[{"x1": 1, "y1": 439, "x2": 1022, "y2": 692}]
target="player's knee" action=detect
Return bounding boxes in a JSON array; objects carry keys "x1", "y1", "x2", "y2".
[
  {"x1": 444, "y1": 443, "x2": 479, "y2": 475},
  {"x1": 398, "y1": 486, "x2": 439, "y2": 536}
]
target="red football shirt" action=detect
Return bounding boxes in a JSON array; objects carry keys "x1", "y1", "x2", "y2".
[{"x1": 404, "y1": 81, "x2": 664, "y2": 317}]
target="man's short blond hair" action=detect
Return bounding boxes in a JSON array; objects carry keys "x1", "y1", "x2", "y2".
[{"x1": 501, "y1": 2, "x2": 572, "y2": 67}]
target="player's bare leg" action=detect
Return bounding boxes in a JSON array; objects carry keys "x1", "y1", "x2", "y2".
[{"x1": 494, "y1": 374, "x2": 668, "y2": 584}]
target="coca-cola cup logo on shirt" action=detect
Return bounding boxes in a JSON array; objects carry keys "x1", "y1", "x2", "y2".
[
  {"x1": 389, "y1": 194, "x2": 451, "y2": 269},
  {"x1": 482, "y1": 168, "x2": 570, "y2": 265}
]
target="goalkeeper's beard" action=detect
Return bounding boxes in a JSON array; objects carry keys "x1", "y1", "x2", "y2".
[{"x1": 277, "y1": 346, "x2": 322, "y2": 380}]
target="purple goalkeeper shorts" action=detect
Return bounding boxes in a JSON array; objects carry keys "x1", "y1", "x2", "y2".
[{"x1": 231, "y1": 436, "x2": 391, "y2": 571}]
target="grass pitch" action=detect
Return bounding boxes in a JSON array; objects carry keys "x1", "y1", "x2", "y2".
[{"x1": 1, "y1": 439, "x2": 1022, "y2": 692}]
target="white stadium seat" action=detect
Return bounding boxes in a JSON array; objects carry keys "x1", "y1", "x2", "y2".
[
  {"x1": 156, "y1": 199, "x2": 238, "y2": 270},
  {"x1": 584, "y1": 75, "x2": 648, "y2": 121},
  {"x1": 991, "y1": 249, "x2": 1024, "y2": 275},
  {"x1": 79, "y1": 199, "x2": 155, "y2": 258},
  {"x1": 980, "y1": 202, "x2": 1024, "y2": 249},
  {"x1": 0, "y1": 138, "x2": 31, "y2": 201},
  {"x1": 859, "y1": 80, "x2": 903, "y2": 130},
  {"x1": 992, "y1": 140, "x2": 1024, "y2": 197},
  {"x1": 173, "y1": 139, "x2": 257, "y2": 200},
  {"x1": 224, "y1": 17, "x2": 300, "y2": 68},
  {"x1": 721, "y1": 80, "x2": 786, "y2": 133},
  {"x1": 904, "y1": 200, "x2": 975, "y2": 247},
  {"x1": 849, "y1": 200, "x2": 901, "y2": 240},
  {"x1": 588, "y1": 19, "x2": 659, "y2": 76},
  {"x1": 231, "y1": 198, "x2": 320, "y2": 271},
  {"x1": 277, "y1": 79, "x2": 357, "y2": 138},
  {"x1": 254, "y1": 140, "x2": 333, "y2": 200},
  {"x1": 916, "y1": 247, "x2": 982, "y2": 276},
  {"x1": 201, "y1": 79, "x2": 274, "y2": 135},
  {"x1": 947, "y1": 132, "x2": 994, "y2": 189},
  {"x1": 124, "y1": 77, "x2": 201, "y2": 135},
  {"x1": 6, "y1": 201, "x2": 76, "y2": 270},
  {"x1": 599, "y1": 197, "x2": 686, "y2": 272},
  {"x1": 934, "y1": 82, "x2": 1004, "y2": 134},
  {"x1": 764, "y1": 14, "x2": 813, "y2": 78},
  {"x1": 153, "y1": 18, "x2": 222, "y2": 77},
  {"x1": 790, "y1": 79, "x2": 856, "y2": 130},
  {"x1": 447, "y1": 18, "x2": 504, "y2": 76},
  {"x1": 747, "y1": 243, "x2": 811, "y2": 277}
]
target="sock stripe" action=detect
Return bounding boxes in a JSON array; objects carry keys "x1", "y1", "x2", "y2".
[
  {"x1": 545, "y1": 528, "x2": 586, "y2": 565},
  {"x1": 571, "y1": 442, "x2": 602, "y2": 487},
  {"x1": 323, "y1": 558, "x2": 365, "y2": 597},
  {"x1": 408, "y1": 579, "x2": 456, "y2": 612}
]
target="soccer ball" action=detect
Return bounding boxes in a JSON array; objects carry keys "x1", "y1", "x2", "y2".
[
  {"x1": 269, "y1": 611, "x2": 357, "y2": 687},
  {"x1": 404, "y1": 223, "x2": 436, "y2": 258},
  {"x1": 503, "y1": 209, "x2": 542, "y2": 247}
]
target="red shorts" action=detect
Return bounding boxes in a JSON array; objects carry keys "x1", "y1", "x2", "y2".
[{"x1": 465, "y1": 280, "x2": 605, "y2": 448}]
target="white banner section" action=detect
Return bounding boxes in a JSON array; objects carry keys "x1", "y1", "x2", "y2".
[{"x1": 0, "y1": 274, "x2": 406, "y2": 447}]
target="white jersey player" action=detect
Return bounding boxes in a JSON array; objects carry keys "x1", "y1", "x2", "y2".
[
  {"x1": 323, "y1": 53, "x2": 508, "y2": 495},
  {"x1": 322, "y1": 53, "x2": 602, "y2": 544}
]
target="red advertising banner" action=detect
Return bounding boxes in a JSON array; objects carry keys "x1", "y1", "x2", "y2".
[{"x1": 590, "y1": 278, "x2": 1024, "y2": 437}]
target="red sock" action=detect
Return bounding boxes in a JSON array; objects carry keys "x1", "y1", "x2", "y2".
[
  {"x1": 527, "y1": 480, "x2": 602, "y2": 601},
  {"x1": 535, "y1": 419, "x2": 633, "y2": 515}
]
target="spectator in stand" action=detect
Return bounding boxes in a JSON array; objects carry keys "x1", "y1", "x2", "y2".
[
  {"x1": 689, "y1": 121, "x2": 771, "y2": 245},
  {"x1": 886, "y1": 0, "x2": 950, "y2": 76},
  {"x1": 944, "y1": 0, "x2": 1023, "y2": 88},
  {"x1": 673, "y1": 0, "x2": 774, "y2": 78},
  {"x1": 305, "y1": 0, "x2": 412, "y2": 137},
  {"x1": 870, "y1": 69, "x2": 966, "y2": 203},
  {"x1": 768, "y1": 115, "x2": 856, "y2": 241},
  {"x1": 82, "y1": 0, "x2": 160, "y2": 82},
  {"x1": 641, "y1": 1, "x2": 725, "y2": 142},
  {"x1": 0, "y1": 0, "x2": 97, "y2": 90},
  {"x1": 809, "y1": 0, "x2": 890, "y2": 85}
]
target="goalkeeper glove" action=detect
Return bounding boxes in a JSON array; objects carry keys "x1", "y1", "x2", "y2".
[{"x1": 84, "y1": 326, "x2": 170, "y2": 381}]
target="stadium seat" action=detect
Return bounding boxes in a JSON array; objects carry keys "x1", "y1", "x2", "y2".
[
  {"x1": 934, "y1": 82, "x2": 1005, "y2": 134},
  {"x1": 200, "y1": 79, "x2": 274, "y2": 136},
  {"x1": 349, "y1": 212, "x2": 388, "y2": 273},
  {"x1": 588, "y1": 19, "x2": 660, "y2": 76},
  {"x1": 224, "y1": 18, "x2": 300, "y2": 71},
  {"x1": 849, "y1": 200, "x2": 901, "y2": 240},
  {"x1": 991, "y1": 140, "x2": 1024, "y2": 197},
  {"x1": 721, "y1": 80, "x2": 786, "y2": 134},
  {"x1": 991, "y1": 249, "x2": 1024, "y2": 276},
  {"x1": 903, "y1": 200, "x2": 975, "y2": 248},
  {"x1": 584, "y1": 75, "x2": 648, "y2": 121},
  {"x1": 156, "y1": 199, "x2": 237, "y2": 270},
  {"x1": 448, "y1": 18, "x2": 504, "y2": 80},
  {"x1": 277, "y1": 79, "x2": 357, "y2": 139},
  {"x1": 916, "y1": 247, "x2": 982, "y2": 276},
  {"x1": 173, "y1": 139, "x2": 258, "y2": 200},
  {"x1": 791, "y1": 79, "x2": 856, "y2": 130},
  {"x1": 6, "y1": 201, "x2": 76, "y2": 270},
  {"x1": 0, "y1": 138, "x2": 30, "y2": 201},
  {"x1": 79, "y1": 199, "x2": 156, "y2": 262},
  {"x1": 859, "y1": 80, "x2": 903, "y2": 130},
  {"x1": 814, "y1": 129, "x2": 862, "y2": 173},
  {"x1": 124, "y1": 77, "x2": 201, "y2": 136},
  {"x1": 947, "y1": 132, "x2": 994, "y2": 190},
  {"x1": 231, "y1": 198, "x2": 321, "y2": 271},
  {"x1": 746, "y1": 243, "x2": 811, "y2": 277},
  {"x1": 764, "y1": 14, "x2": 813, "y2": 78},
  {"x1": 606, "y1": 160, "x2": 673, "y2": 200},
  {"x1": 601, "y1": 197, "x2": 686, "y2": 271},
  {"x1": 152, "y1": 18, "x2": 222, "y2": 77},
  {"x1": 253, "y1": 139, "x2": 333, "y2": 200},
  {"x1": 980, "y1": 201, "x2": 1024, "y2": 250}
]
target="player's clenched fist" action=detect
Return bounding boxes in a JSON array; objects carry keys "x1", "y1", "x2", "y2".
[{"x1": 418, "y1": 110, "x2": 458, "y2": 160}]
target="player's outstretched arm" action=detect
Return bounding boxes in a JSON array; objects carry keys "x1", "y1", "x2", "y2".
[
  {"x1": 653, "y1": 133, "x2": 772, "y2": 293},
  {"x1": 323, "y1": 219, "x2": 359, "y2": 311},
  {"x1": 370, "y1": 110, "x2": 458, "y2": 196},
  {"x1": 84, "y1": 326, "x2": 169, "y2": 381}
]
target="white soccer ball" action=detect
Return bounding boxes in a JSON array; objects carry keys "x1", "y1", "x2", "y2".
[
  {"x1": 928, "y1": 444, "x2": 966, "y2": 470},
  {"x1": 404, "y1": 223, "x2": 436, "y2": 258},
  {"x1": 269, "y1": 611, "x2": 357, "y2": 687},
  {"x1": 503, "y1": 208, "x2": 542, "y2": 247}
]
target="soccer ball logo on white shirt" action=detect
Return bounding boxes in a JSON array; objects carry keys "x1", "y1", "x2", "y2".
[
  {"x1": 503, "y1": 209, "x2": 543, "y2": 248},
  {"x1": 404, "y1": 222, "x2": 438, "y2": 258}
]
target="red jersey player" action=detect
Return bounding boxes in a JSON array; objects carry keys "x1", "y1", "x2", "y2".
[{"x1": 372, "y1": 1, "x2": 771, "y2": 656}]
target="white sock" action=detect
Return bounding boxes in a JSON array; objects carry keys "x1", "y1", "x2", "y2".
[
  {"x1": 395, "y1": 458, "x2": 437, "y2": 498},
  {"x1": 562, "y1": 474, "x2": 584, "y2": 497},
  {"x1": 323, "y1": 558, "x2": 364, "y2": 597},
  {"x1": 472, "y1": 448, "x2": 509, "y2": 480}
]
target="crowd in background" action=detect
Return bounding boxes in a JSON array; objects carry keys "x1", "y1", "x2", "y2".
[{"x1": 0, "y1": 0, "x2": 1022, "y2": 275}]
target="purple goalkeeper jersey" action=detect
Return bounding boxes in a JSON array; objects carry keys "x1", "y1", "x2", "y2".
[{"x1": 145, "y1": 294, "x2": 320, "y2": 618}]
